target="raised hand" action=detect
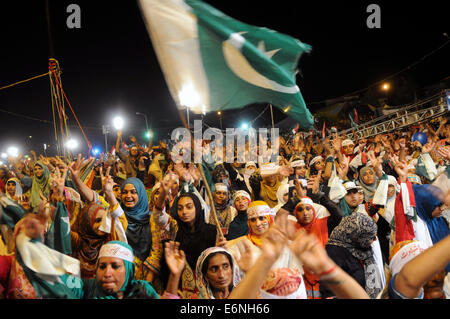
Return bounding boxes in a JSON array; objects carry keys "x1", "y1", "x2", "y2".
[
  {"x1": 289, "y1": 229, "x2": 335, "y2": 275},
  {"x1": 422, "y1": 140, "x2": 436, "y2": 154},
  {"x1": 50, "y1": 167, "x2": 68, "y2": 197},
  {"x1": 367, "y1": 150, "x2": 383, "y2": 177},
  {"x1": 437, "y1": 146, "x2": 450, "y2": 161},
  {"x1": 99, "y1": 166, "x2": 114, "y2": 194},
  {"x1": 234, "y1": 239, "x2": 255, "y2": 273},
  {"x1": 390, "y1": 155, "x2": 408, "y2": 182},
  {"x1": 278, "y1": 164, "x2": 293, "y2": 177},
  {"x1": 138, "y1": 156, "x2": 148, "y2": 171},
  {"x1": 164, "y1": 241, "x2": 186, "y2": 277},
  {"x1": 336, "y1": 155, "x2": 350, "y2": 180},
  {"x1": 68, "y1": 154, "x2": 85, "y2": 179},
  {"x1": 260, "y1": 224, "x2": 288, "y2": 262}
]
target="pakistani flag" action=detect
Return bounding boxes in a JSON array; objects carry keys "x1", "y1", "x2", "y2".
[
  {"x1": 45, "y1": 202, "x2": 72, "y2": 255},
  {"x1": 139, "y1": 0, "x2": 314, "y2": 129}
]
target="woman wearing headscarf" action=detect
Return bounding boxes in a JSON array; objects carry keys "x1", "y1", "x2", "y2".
[
  {"x1": 153, "y1": 179, "x2": 219, "y2": 299},
  {"x1": 273, "y1": 183, "x2": 289, "y2": 214},
  {"x1": 30, "y1": 161, "x2": 51, "y2": 210},
  {"x1": 358, "y1": 166, "x2": 379, "y2": 203},
  {"x1": 289, "y1": 197, "x2": 343, "y2": 298},
  {"x1": 70, "y1": 202, "x2": 127, "y2": 279},
  {"x1": 0, "y1": 166, "x2": 10, "y2": 194},
  {"x1": 412, "y1": 184, "x2": 450, "y2": 272},
  {"x1": 210, "y1": 183, "x2": 237, "y2": 237},
  {"x1": 119, "y1": 177, "x2": 162, "y2": 286},
  {"x1": 249, "y1": 163, "x2": 286, "y2": 208},
  {"x1": 64, "y1": 241, "x2": 160, "y2": 299},
  {"x1": 226, "y1": 190, "x2": 251, "y2": 240},
  {"x1": 242, "y1": 161, "x2": 257, "y2": 195},
  {"x1": 227, "y1": 201, "x2": 307, "y2": 299},
  {"x1": 194, "y1": 247, "x2": 242, "y2": 299},
  {"x1": 322, "y1": 212, "x2": 383, "y2": 298},
  {"x1": 5, "y1": 178, "x2": 23, "y2": 202}
]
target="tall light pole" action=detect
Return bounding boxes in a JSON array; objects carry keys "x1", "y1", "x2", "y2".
[
  {"x1": 136, "y1": 112, "x2": 150, "y2": 138},
  {"x1": 102, "y1": 124, "x2": 111, "y2": 155}
]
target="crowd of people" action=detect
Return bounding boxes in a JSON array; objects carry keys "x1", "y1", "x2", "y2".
[{"x1": 1, "y1": 115, "x2": 450, "y2": 300}]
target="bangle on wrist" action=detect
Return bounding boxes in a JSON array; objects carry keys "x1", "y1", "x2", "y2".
[{"x1": 317, "y1": 265, "x2": 337, "y2": 278}]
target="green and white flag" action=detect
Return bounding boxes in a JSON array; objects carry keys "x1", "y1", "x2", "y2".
[{"x1": 139, "y1": 0, "x2": 313, "y2": 129}]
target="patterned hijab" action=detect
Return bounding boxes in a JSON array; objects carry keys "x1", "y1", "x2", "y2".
[
  {"x1": 30, "y1": 161, "x2": 51, "y2": 210},
  {"x1": 195, "y1": 247, "x2": 241, "y2": 299},
  {"x1": 358, "y1": 166, "x2": 379, "y2": 202},
  {"x1": 327, "y1": 212, "x2": 382, "y2": 298},
  {"x1": 74, "y1": 203, "x2": 108, "y2": 278}
]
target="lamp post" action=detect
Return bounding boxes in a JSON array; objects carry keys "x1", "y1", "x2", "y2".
[
  {"x1": 381, "y1": 82, "x2": 390, "y2": 105},
  {"x1": 102, "y1": 124, "x2": 111, "y2": 156},
  {"x1": 136, "y1": 112, "x2": 150, "y2": 139}
]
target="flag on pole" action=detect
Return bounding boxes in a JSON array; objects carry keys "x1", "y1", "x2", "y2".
[{"x1": 139, "y1": 0, "x2": 314, "y2": 129}]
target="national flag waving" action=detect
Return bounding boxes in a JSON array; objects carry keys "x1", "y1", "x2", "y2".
[{"x1": 139, "y1": 0, "x2": 313, "y2": 129}]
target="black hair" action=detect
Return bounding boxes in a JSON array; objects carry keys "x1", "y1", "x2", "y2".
[{"x1": 201, "y1": 251, "x2": 234, "y2": 291}]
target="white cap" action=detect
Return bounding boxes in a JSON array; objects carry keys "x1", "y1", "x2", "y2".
[
  {"x1": 291, "y1": 160, "x2": 305, "y2": 168},
  {"x1": 343, "y1": 181, "x2": 363, "y2": 192},
  {"x1": 342, "y1": 139, "x2": 354, "y2": 147}
]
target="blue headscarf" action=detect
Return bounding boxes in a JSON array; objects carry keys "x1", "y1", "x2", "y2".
[
  {"x1": 413, "y1": 184, "x2": 450, "y2": 272},
  {"x1": 120, "y1": 178, "x2": 152, "y2": 261}
]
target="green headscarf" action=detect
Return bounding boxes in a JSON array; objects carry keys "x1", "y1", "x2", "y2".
[
  {"x1": 67, "y1": 241, "x2": 160, "y2": 299},
  {"x1": 30, "y1": 161, "x2": 51, "y2": 210}
]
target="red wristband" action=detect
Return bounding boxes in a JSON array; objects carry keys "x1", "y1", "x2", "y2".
[{"x1": 317, "y1": 265, "x2": 337, "y2": 277}]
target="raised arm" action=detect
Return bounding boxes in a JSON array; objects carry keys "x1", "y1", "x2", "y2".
[
  {"x1": 68, "y1": 154, "x2": 95, "y2": 203},
  {"x1": 290, "y1": 229, "x2": 370, "y2": 299},
  {"x1": 394, "y1": 235, "x2": 450, "y2": 298}
]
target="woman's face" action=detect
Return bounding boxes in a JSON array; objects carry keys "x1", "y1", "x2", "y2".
[
  {"x1": 343, "y1": 144, "x2": 354, "y2": 156},
  {"x1": 282, "y1": 192, "x2": 289, "y2": 203},
  {"x1": 295, "y1": 204, "x2": 314, "y2": 226},
  {"x1": 34, "y1": 165, "x2": 43, "y2": 178},
  {"x1": 152, "y1": 187, "x2": 161, "y2": 204},
  {"x1": 295, "y1": 166, "x2": 306, "y2": 177},
  {"x1": 92, "y1": 209, "x2": 107, "y2": 236},
  {"x1": 177, "y1": 196, "x2": 196, "y2": 226},
  {"x1": 213, "y1": 190, "x2": 228, "y2": 205},
  {"x1": 205, "y1": 253, "x2": 233, "y2": 291},
  {"x1": 362, "y1": 169, "x2": 375, "y2": 185},
  {"x1": 6, "y1": 181, "x2": 16, "y2": 196},
  {"x1": 112, "y1": 185, "x2": 121, "y2": 201},
  {"x1": 314, "y1": 159, "x2": 325, "y2": 171},
  {"x1": 234, "y1": 196, "x2": 249, "y2": 211},
  {"x1": 432, "y1": 204, "x2": 447, "y2": 218},
  {"x1": 248, "y1": 215, "x2": 269, "y2": 235},
  {"x1": 345, "y1": 189, "x2": 360, "y2": 208},
  {"x1": 387, "y1": 185, "x2": 396, "y2": 199},
  {"x1": 263, "y1": 175, "x2": 277, "y2": 186},
  {"x1": 96, "y1": 257, "x2": 126, "y2": 294},
  {"x1": 357, "y1": 190, "x2": 365, "y2": 204},
  {"x1": 121, "y1": 184, "x2": 139, "y2": 208}
]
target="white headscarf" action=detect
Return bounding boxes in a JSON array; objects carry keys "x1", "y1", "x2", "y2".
[{"x1": 272, "y1": 183, "x2": 290, "y2": 213}]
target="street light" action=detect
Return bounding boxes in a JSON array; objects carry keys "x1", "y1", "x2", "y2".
[
  {"x1": 113, "y1": 116, "x2": 124, "y2": 130},
  {"x1": 382, "y1": 83, "x2": 390, "y2": 91},
  {"x1": 66, "y1": 139, "x2": 78, "y2": 150},
  {"x1": 179, "y1": 83, "x2": 200, "y2": 128},
  {"x1": 7, "y1": 147, "x2": 19, "y2": 157},
  {"x1": 136, "y1": 112, "x2": 150, "y2": 139}
]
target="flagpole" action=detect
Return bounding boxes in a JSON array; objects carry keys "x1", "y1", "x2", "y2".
[
  {"x1": 176, "y1": 108, "x2": 224, "y2": 240},
  {"x1": 270, "y1": 104, "x2": 274, "y2": 129}
]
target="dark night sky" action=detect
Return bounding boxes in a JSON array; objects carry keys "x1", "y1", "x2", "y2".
[{"x1": 0, "y1": 0, "x2": 448, "y2": 156}]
